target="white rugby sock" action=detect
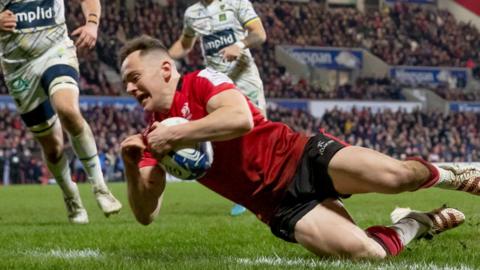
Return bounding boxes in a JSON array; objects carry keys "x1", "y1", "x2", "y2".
[
  {"x1": 46, "y1": 154, "x2": 77, "y2": 198},
  {"x1": 390, "y1": 218, "x2": 429, "y2": 246},
  {"x1": 69, "y1": 121, "x2": 108, "y2": 191},
  {"x1": 432, "y1": 165, "x2": 455, "y2": 187}
]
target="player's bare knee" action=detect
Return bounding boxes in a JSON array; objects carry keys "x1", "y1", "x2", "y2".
[
  {"x1": 42, "y1": 144, "x2": 64, "y2": 163},
  {"x1": 296, "y1": 225, "x2": 385, "y2": 260},
  {"x1": 56, "y1": 107, "x2": 84, "y2": 134},
  {"x1": 336, "y1": 235, "x2": 387, "y2": 260},
  {"x1": 351, "y1": 240, "x2": 387, "y2": 260}
]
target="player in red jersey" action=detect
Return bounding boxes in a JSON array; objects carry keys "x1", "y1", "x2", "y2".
[{"x1": 119, "y1": 36, "x2": 477, "y2": 260}]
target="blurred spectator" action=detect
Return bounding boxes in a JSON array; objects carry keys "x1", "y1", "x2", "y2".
[
  {"x1": 0, "y1": 105, "x2": 145, "y2": 184},
  {"x1": 0, "y1": 103, "x2": 479, "y2": 184},
  {"x1": 268, "y1": 105, "x2": 480, "y2": 162},
  {"x1": 266, "y1": 75, "x2": 405, "y2": 100},
  {"x1": 3, "y1": 0, "x2": 479, "y2": 98},
  {"x1": 432, "y1": 85, "x2": 480, "y2": 101}
]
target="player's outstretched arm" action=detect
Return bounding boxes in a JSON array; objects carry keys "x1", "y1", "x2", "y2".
[
  {"x1": 146, "y1": 89, "x2": 253, "y2": 158},
  {"x1": 168, "y1": 34, "x2": 196, "y2": 60},
  {"x1": 199, "y1": 89, "x2": 254, "y2": 141},
  {"x1": 71, "y1": 0, "x2": 101, "y2": 49},
  {"x1": 121, "y1": 134, "x2": 166, "y2": 225}
]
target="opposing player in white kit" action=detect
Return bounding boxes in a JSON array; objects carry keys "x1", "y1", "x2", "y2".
[
  {"x1": 169, "y1": 0, "x2": 267, "y2": 216},
  {"x1": 0, "y1": 0, "x2": 122, "y2": 224}
]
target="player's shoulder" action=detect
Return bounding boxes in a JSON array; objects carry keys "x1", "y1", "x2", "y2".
[
  {"x1": 196, "y1": 68, "x2": 234, "y2": 86},
  {"x1": 184, "y1": 2, "x2": 203, "y2": 17},
  {"x1": 225, "y1": 0, "x2": 253, "y2": 8}
]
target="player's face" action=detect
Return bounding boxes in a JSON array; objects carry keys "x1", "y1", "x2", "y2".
[{"x1": 121, "y1": 51, "x2": 174, "y2": 113}]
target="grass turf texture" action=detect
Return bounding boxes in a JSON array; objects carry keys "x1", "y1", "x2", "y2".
[{"x1": 0, "y1": 182, "x2": 478, "y2": 270}]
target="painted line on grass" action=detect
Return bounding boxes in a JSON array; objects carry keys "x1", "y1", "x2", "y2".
[
  {"x1": 25, "y1": 248, "x2": 102, "y2": 259},
  {"x1": 234, "y1": 256, "x2": 475, "y2": 270}
]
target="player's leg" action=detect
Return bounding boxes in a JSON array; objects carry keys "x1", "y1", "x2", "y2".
[
  {"x1": 294, "y1": 199, "x2": 387, "y2": 259},
  {"x1": 294, "y1": 199, "x2": 464, "y2": 259},
  {"x1": 320, "y1": 131, "x2": 480, "y2": 196},
  {"x1": 21, "y1": 102, "x2": 88, "y2": 224},
  {"x1": 233, "y1": 65, "x2": 267, "y2": 117},
  {"x1": 328, "y1": 146, "x2": 429, "y2": 194},
  {"x1": 43, "y1": 64, "x2": 122, "y2": 216}
]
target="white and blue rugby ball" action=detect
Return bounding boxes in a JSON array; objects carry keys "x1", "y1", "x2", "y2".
[{"x1": 157, "y1": 117, "x2": 214, "y2": 180}]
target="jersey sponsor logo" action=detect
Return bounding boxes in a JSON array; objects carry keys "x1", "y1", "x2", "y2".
[
  {"x1": 8, "y1": 0, "x2": 55, "y2": 29},
  {"x1": 198, "y1": 68, "x2": 233, "y2": 86},
  {"x1": 202, "y1": 28, "x2": 236, "y2": 56}
]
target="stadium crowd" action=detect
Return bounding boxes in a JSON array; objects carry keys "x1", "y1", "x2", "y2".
[
  {"x1": 266, "y1": 75, "x2": 405, "y2": 100},
  {"x1": 0, "y1": 105, "x2": 145, "y2": 185},
  {"x1": 1, "y1": 0, "x2": 480, "y2": 185},
  {"x1": 1, "y1": 104, "x2": 479, "y2": 184},
  {"x1": 253, "y1": 0, "x2": 480, "y2": 67},
  {"x1": 269, "y1": 105, "x2": 480, "y2": 162},
  {"x1": 2, "y1": 0, "x2": 478, "y2": 100}
]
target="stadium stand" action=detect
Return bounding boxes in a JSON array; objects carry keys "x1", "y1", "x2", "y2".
[
  {"x1": 61, "y1": 0, "x2": 480, "y2": 96},
  {"x1": 1, "y1": 103, "x2": 479, "y2": 183},
  {"x1": 0, "y1": 0, "x2": 479, "y2": 184}
]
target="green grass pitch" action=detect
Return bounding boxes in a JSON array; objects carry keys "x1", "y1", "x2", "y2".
[{"x1": 0, "y1": 182, "x2": 478, "y2": 270}]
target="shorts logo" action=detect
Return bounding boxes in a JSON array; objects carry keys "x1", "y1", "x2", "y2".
[
  {"x1": 202, "y1": 28, "x2": 236, "y2": 56},
  {"x1": 11, "y1": 78, "x2": 30, "y2": 94},
  {"x1": 8, "y1": 0, "x2": 55, "y2": 30},
  {"x1": 219, "y1": 13, "x2": 226, "y2": 21},
  {"x1": 317, "y1": 140, "x2": 334, "y2": 156}
]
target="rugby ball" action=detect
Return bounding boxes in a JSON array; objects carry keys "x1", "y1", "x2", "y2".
[{"x1": 157, "y1": 117, "x2": 213, "y2": 180}]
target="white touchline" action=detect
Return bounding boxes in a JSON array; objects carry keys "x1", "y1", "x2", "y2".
[
  {"x1": 25, "y1": 248, "x2": 102, "y2": 259},
  {"x1": 233, "y1": 256, "x2": 475, "y2": 270}
]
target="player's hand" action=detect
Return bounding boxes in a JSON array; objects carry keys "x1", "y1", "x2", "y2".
[
  {"x1": 0, "y1": 10, "x2": 16, "y2": 32},
  {"x1": 71, "y1": 22, "x2": 98, "y2": 50},
  {"x1": 121, "y1": 134, "x2": 146, "y2": 165},
  {"x1": 219, "y1": 43, "x2": 243, "y2": 62},
  {"x1": 146, "y1": 122, "x2": 176, "y2": 160}
]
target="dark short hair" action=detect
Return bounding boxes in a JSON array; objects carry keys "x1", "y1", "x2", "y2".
[{"x1": 119, "y1": 35, "x2": 169, "y2": 65}]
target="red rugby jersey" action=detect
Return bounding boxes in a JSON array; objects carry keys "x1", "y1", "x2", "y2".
[{"x1": 139, "y1": 68, "x2": 309, "y2": 224}]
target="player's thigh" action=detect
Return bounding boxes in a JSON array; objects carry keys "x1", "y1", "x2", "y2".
[
  {"x1": 328, "y1": 146, "x2": 416, "y2": 194},
  {"x1": 294, "y1": 199, "x2": 386, "y2": 260},
  {"x1": 46, "y1": 68, "x2": 81, "y2": 118},
  {"x1": 40, "y1": 40, "x2": 83, "y2": 124},
  {"x1": 233, "y1": 71, "x2": 266, "y2": 113}
]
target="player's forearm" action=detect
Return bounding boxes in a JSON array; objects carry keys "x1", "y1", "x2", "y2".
[
  {"x1": 125, "y1": 163, "x2": 165, "y2": 225},
  {"x1": 80, "y1": 0, "x2": 101, "y2": 25},
  {"x1": 168, "y1": 40, "x2": 191, "y2": 60},
  {"x1": 242, "y1": 21, "x2": 266, "y2": 48},
  {"x1": 242, "y1": 31, "x2": 266, "y2": 48},
  {"x1": 171, "y1": 104, "x2": 253, "y2": 144}
]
